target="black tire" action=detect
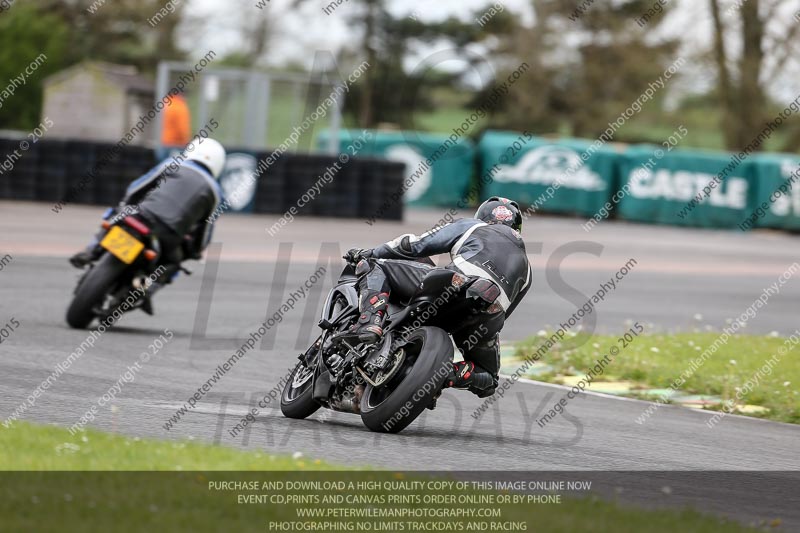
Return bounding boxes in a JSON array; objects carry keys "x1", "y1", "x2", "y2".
[
  {"x1": 360, "y1": 327, "x2": 454, "y2": 434},
  {"x1": 280, "y1": 361, "x2": 321, "y2": 419},
  {"x1": 66, "y1": 254, "x2": 126, "y2": 329}
]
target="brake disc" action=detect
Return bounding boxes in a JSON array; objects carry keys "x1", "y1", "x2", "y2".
[
  {"x1": 292, "y1": 365, "x2": 314, "y2": 389},
  {"x1": 360, "y1": 347, "x2": 405, "y2": 387}
]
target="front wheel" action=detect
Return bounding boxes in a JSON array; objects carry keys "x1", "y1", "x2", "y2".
[
  {"x1": 360, "y1": 327, "x2": 454, "y2": 434},
  {"x1": 66, "y1": 254, "x2": 126, "y2": 329},
  {"x1": 280, "y1": 361, "x2": 321, "y2": 419}
]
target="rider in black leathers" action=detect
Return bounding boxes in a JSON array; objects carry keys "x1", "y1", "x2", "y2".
[{"x1": 341, "y1": 197, "x2": 531, "y2": 398}]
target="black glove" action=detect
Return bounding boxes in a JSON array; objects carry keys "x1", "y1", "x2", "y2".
[
  {"x1": 182, "y1": 235, "x2": 202, "y2": 260},
  {"x1": 344, "y1": 248, "x2": 373, "y2": 264},
  {"x1": 470, "y1": 385, "x2": 496, "y2": 398}
]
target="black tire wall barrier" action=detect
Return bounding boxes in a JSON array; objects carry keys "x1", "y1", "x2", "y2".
[{"x1": 0, "y1": 138, "x2": 405, "y2": 221}]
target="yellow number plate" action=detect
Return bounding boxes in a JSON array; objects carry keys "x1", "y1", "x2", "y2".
[{"x1": 100, "y1": 226, "x2": 145, "y2": 264}]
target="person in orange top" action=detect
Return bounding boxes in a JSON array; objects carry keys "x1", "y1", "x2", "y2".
[{"x1": 161, "y1": 92, "x2": 192, "y2": 147}]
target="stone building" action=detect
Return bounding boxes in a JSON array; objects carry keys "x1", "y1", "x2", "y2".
[{"x1": 41, "y1": 62, "x2": 155, "y2": 144}]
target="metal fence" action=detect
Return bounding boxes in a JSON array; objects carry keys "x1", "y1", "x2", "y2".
[{"x1": 154, "y1": 62, "x2": 343, "y2": 153}]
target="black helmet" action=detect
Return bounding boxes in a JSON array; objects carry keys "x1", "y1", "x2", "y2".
[{"x1": 475, "y1": 196, "x2": 523, "y2": 232}]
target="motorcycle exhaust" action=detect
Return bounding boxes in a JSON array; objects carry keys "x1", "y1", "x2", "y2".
[
  {"x1": 329, "y1": 385, "x2": 365, "y2": 414},
  {"x1": 329, "y1": 397, "x2": 360, "y2": 414}
]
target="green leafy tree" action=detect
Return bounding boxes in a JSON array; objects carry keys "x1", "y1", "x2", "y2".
[
  {"x1": 294, "y1": 0, "x2": 505, "y2": 128},
  {"x1": 339, "y1": 2, "x2": 464, "y2": 127},
  {"x1": 0, "y1": 3, "x2": 69, "y2": 129},
  {"x1": 487, "y1": 0, "x2": 679, "y2": 138},
  {"x1": 27, "y1": 0, "x2": 186, "y2": 72},
  {"x1": 0, "y1": 0, "x2": 188, "y2": 129}
]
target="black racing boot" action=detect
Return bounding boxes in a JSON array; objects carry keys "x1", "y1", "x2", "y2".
[
  {"x1": 427, "y1": 390, "x2": 442, "y2": 410},
  {"x1": 69, "y1": 245, "x2": 102, "y2": 269},
  {"x1": 137, "y1": 264, "x2": 179, "y2": 316},
  {"x1": 445, "y1": 361, "x2": 495, "y2": 397},
  {"x1": 140, "y1": 288, "x2": 157, "y2": 316},
  {"x1": 336, "y1": 291, "x2": 389, "y2": 345}
]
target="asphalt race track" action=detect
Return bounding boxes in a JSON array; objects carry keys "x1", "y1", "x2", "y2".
[{"x1": 2, "y1": 201, "x2": 799, "y2": 527}]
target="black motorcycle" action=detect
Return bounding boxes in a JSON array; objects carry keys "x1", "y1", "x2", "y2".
[
  {"x1": 66, "y1": 214, "x2": 177, "y2": 329},
  {"x1": 280, "y1": 257, "x2": 503, "y2": 433}
]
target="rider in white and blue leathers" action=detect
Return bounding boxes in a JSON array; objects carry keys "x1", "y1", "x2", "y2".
[{"x1": 69, "y1": 139, "x2": 226, "y2": 312}]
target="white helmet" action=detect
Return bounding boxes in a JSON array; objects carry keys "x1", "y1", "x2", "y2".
[{"x1": 184, "y1": 138, "x2": 226, "y2": 178}]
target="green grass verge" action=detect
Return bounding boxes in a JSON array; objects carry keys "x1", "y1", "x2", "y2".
[
  {"x1": 0, "y1": 422, "x2": 337, "y2": 471},
  {"x1": 515, "y1": 331, "x2": 800, "y2": 423},
  {"x1": 0, "y1": 423, "x2": 758, "y2": 532}
]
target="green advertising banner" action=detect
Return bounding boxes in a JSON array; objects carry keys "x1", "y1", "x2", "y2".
[
  {"x1": 748, "y1": 154, "x2": 800, "y2": 231},
  {"x1": 320, "y1": 127, "x2": 799, "y2": 233},
  {"x1": 616, "y1": 148, "x2": 755, "y2": 228},
  {"x1": 477, "y1": 131, "x2": 618, "y2": 217},
  {"x1": 318, "y1": 129, "x2": 474, "y2": 207}
]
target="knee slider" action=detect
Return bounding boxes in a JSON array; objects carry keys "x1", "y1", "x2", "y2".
[{"x1": 399, "y1": 236, "x2": 413, "y2": 255}]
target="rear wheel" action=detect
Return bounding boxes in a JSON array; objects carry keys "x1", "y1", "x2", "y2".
[
  {"x1": 360, "y1": 327, "x2": 454, "y2": 433},
  {"x1": 280, "y1": 361, "x2": 321, "y2": 419},
  {"x1": 66, "y1": 254, "x2": 126, "y2": 329}
]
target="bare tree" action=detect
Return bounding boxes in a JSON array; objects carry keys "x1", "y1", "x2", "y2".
[
  {"x1": 709, "y1": 0, "x2": 737, "y2": 149},
  {"x1": 709, "y1": 0, "x2": 800, "y2": 151}
]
